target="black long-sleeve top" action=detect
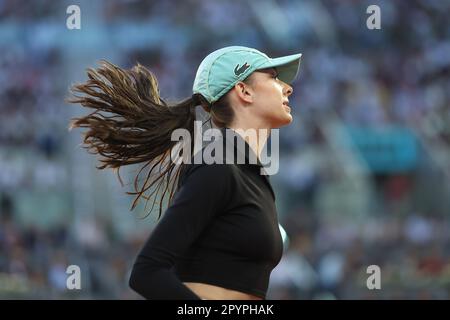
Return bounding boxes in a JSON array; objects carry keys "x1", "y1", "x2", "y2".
[{"x1": 129, "y1": 127, "x2": 283, "y2": 299}]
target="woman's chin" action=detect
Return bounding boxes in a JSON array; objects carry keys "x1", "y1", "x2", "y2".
[
  {"x1": 271, "y1": 114, "x2": 293, "y2": 128},
  {"x1": 282, "y1": 112, "x2": 293, "y2": 124}
]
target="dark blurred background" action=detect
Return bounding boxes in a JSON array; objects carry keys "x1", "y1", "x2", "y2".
[{"x1": 1, "y1": 0, "x2": 450, "y2": 299}]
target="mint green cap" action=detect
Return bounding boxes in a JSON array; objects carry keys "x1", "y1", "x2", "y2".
[{"x1": 193, "y1": 46, "x2": 302, "y2": 104}]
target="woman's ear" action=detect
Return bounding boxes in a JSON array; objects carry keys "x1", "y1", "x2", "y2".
[{"x1": 234, "y1": 81, "x2": 253, "y2": 104}]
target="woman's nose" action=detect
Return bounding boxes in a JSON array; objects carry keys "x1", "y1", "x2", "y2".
[{"x1": 284, "y1": 83, "x2": 293, "y2": 97}]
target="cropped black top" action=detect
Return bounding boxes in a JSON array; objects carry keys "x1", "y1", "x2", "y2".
[{"x1": 129, "y1": 128, "x2": 283, "y2": 299}]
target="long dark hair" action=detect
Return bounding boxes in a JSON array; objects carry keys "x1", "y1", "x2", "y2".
[{"x1": 67, "y1": 60, "x2": 234, "y2": 218}]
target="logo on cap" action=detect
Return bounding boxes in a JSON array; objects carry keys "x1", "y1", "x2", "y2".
[{"x1": 234, "y1": 62, "x2": 250, "y2": 77}]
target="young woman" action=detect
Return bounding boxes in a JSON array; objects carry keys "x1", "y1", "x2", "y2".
[{"x1": 68, "y1": 46, "x2": 302, "y2": 300}]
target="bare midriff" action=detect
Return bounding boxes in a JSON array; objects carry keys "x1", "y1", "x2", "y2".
[{"x1": 183, "y1": 282, "x2": 263, "y2": 300}]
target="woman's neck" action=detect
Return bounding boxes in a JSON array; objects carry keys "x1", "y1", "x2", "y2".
[{"x1": 226, "y1": 125, "x2": 270, "y2": 160}]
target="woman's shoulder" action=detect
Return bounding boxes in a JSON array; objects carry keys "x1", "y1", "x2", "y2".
[
  {"x1": 177, "y1": 137, "x2": 242, "y2": 188},
  {"x1": 182, "y1": 161, "x2": 237, "y2": 178},
  {"x1": 178, "y1": 162, "x2": 237, "y2": 187}
]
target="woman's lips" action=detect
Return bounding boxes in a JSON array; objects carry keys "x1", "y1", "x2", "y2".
[{"x1": 283, "y1": 103, "x2": 291, "y2": 112}]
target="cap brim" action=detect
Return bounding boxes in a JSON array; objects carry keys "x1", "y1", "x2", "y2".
[{"x1": 257, "y1": 53, "x2": 302, "y2": 84}]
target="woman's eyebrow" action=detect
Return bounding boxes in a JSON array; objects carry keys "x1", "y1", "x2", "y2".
[{"x1": 272, "y1": 68, "x2": 279, "y2": 77}]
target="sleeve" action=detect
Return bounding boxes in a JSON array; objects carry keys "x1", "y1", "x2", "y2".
[{"x1": 129, "y1": 163, "x2": 234, "y2": 300}]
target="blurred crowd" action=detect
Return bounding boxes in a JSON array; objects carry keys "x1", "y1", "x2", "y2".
[{"x1": 1, "y1": 0, "x2": 450, "y2": 299}]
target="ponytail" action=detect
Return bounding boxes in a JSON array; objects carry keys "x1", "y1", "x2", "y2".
[{"x1": 67, "y1": 60, "x2": 201, "y2": 218}]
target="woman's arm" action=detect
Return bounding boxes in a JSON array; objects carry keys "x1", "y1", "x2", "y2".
[{"x1": 129, "y1": 163, "x2": 233, "y2": 300}]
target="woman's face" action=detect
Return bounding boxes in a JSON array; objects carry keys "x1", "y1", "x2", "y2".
[{"x1": 246, "y1": 68, "x2": 294, "y2": 128}]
